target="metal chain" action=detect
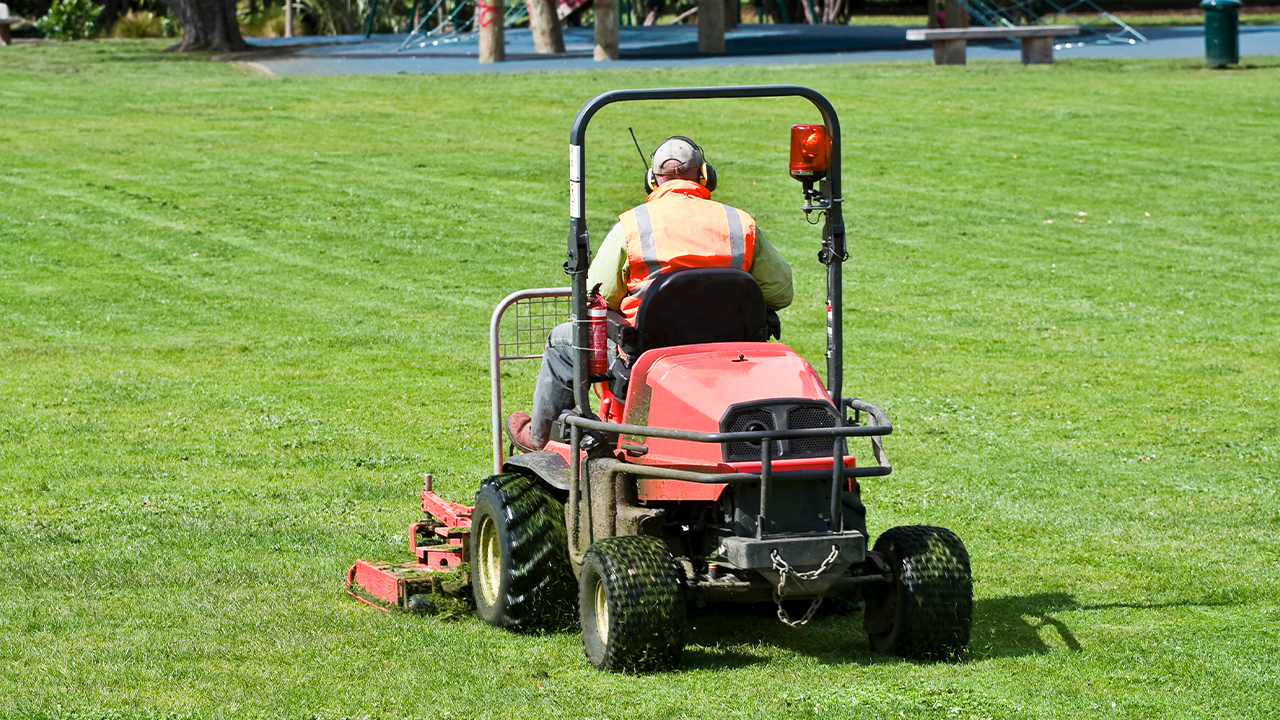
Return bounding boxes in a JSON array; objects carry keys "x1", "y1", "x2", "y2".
[{"x1": 770, "y1": 544, "x2": 840, "y2": 628}]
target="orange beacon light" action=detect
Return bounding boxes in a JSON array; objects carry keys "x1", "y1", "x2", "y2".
[{"x1": 789, "y1": 124, "x2": 831, "y2": 182}]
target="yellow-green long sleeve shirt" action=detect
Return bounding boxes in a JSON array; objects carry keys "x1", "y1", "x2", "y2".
[{"x1": 586, "y1": 221, "x2": 794, "y2": 313}]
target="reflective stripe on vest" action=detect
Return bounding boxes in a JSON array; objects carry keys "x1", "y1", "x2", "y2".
[{"x1": 617, "y1": 180, "x2": 757, "y2": 320}]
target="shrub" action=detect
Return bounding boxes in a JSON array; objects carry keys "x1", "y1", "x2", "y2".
[
  {"x1": 110, "y1": 9, "x2": 163, "y2": 38},
  {"x1": 160, "y1": 8, "x2": 180, "y2": 38},
  {"x1": 34, "y1": 0, "x2": 103, "y2": 39},
  {"x1": 239, "y1": 3, "x2": 300, "y2": 38}
]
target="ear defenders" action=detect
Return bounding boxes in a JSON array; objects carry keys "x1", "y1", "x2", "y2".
[{"x1": 645, "y1": 135, "x2": 717, "y2": 194}]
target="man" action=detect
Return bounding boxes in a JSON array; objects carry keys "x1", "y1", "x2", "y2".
[{"x1": 507, "y1": 136, "x2": 794, "y2": 451}]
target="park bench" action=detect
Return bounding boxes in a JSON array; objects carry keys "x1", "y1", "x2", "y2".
[
  {"x1": 906, "y1": 25, "x2": 1081, "y2": 65},
  {"x1": 0, "y1": 3, "x2": 24, "y2": 46}
]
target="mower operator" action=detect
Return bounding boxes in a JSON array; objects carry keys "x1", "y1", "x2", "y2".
[{"x1": 507, "y1": 136, "x2": 794, "y2": 452}]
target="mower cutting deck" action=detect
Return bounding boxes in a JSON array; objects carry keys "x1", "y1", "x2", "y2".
[
  {"x1": 345, "y1": 475, "x2": 473, "y2": 611},
  {"x1": 349, "y1": 85, "x2": 973, "y2": 672}
]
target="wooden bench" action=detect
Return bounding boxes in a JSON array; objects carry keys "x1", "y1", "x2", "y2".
[
  {"x1": 0, "y1": 3, "x2": 25, "y2": 47},
  {"x1": 906, "y1": 25, "x2": 1081, "y2": 65}
]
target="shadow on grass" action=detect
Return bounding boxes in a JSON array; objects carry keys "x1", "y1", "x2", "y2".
[
  {"x1": 681, "y1": 601, "x2": 876, "y2": 670},
  {"x1": 970, "y1": 592, "x2": 1082, "y2": 659},
  {"x1": 970, "y1": 592, "x2": 1243, "y2": 660},
  {"x1": 678, "y1": 593, "x2": 1244, "y2": 669}
]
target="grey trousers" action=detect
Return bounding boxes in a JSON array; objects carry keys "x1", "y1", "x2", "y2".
[{"x1": 530, "y1": 321, "x2": 576, "y2": 448}]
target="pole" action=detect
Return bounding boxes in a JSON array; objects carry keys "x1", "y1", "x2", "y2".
[
  {"x1": 528, "y1": 0, "x2": 565, "y2": 53},
  {"x1": 363, "y1": 0, "x2": 379, "y2": 38},
  {"x1": 479, "y1": 0, "x2": 505, "y2": 62},
  {"x1": 284, "y1": 0, "x2": 293, "y2": 37},
  {"x1": 944, "y1": 0, "x2": 968, "y2": 28},
  {"x1": 594, "y1": 0, "x2": 619, "y2": 60},
  {"x1": 698, "y1": 0, "x2": 725, "y2": 53}
]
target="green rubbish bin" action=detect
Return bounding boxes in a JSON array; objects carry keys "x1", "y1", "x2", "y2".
[{"x1": 1201, "y1": 0, "x2": 1242, "y2": 68}]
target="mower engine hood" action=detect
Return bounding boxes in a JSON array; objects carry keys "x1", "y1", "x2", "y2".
[{"x1": 621, "y1": 342, "x2": 832, "y2": 468}]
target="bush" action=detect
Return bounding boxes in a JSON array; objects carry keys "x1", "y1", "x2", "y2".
[
  {"x1": 160, "y1": 8, "x2": 180, "y2": 38},
  {"x1": 34, "y1": 0, "x2": 103, "y2": 39},
  {"x1": 239, "y1": 3, "x2": 300, "y2": 37},
  {"x1": 110, "y1": 9, "x2": 163, "y2": 38}
]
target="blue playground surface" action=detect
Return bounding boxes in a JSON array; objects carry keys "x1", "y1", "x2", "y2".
[{"x1": 244, "y1": 24, "x2": 1280, "y2": 75}]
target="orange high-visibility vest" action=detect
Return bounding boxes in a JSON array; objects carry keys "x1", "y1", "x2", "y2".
[{"x1": 617, "y1": 180, "x2": 757, "y2": 321}]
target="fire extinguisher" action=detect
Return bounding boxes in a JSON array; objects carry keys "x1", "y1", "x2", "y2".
[{"x1": 588, "y1": 284, "x2": 608, "y2": 376}]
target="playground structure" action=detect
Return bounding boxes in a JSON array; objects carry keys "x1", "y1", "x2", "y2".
[
  {"x1": 954, "y1": 0, "x2": 1147, "y2": 46},
  {"x1": 395, "y1": 0, "x2": 590, "y2": 51},
  {"x1": 372, "y1": 0, "x2": 749, "y2": 60},
  {"x1": 362, "y1": 0, "x2": 1147, "y2": 63}
]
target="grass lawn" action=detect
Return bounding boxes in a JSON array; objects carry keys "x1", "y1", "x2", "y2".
[{"x1": 2, "y1": 40, "x2": 1279, "y2": 720}]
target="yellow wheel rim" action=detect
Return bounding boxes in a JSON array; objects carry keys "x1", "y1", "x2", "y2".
[
  {"x1": 477, "y1": 515, "x2": 501, "y2": 606},
  {"x1": 593, "y1": 577, "x2": 609, "y2": 644}
]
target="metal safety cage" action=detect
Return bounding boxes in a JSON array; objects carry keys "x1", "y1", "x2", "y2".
[
  {"x1": 566, "y1": 85, "x2": 847, "y2": 418},
  {"x1": 489, "y1": 287, "x2": 571, "y2": 474}
]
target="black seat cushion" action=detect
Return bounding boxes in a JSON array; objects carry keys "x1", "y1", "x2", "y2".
[{"x1": 624, "y1": 267, "x2": 770, "y2": 357}]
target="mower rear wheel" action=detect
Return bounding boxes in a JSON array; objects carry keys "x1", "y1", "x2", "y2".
[
  {"x1": 863, "y1": 525, "x2": 973, "y2": 661},
  {"x1": 470, "y1": 473, "x2": 576, "y2": 633},
  {"x1": 578, "y1": 536, "x2": 687, "y2": 672}
]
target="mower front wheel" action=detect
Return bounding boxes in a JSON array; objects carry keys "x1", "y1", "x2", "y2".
[
  {"x1": 578, "y1": 536, "x2": 687, "y2": 672},
  {"x1": 470, "y1": 473, "x2": 576, "y2": 633},
  {"x1": 862, "y1": 525, "x2": 973, "y2": 661}
]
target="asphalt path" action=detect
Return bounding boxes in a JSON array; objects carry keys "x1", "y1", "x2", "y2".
[{"x1": 246, "y1": 24, "x2": 1280, "y2": 76}]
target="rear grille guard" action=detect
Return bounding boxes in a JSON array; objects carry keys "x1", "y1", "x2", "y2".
[
  {"x1": 565, "y1": 398, "x2": 892, "y2": 540},
  {"x1": 721, "y1": 399, "x2": 840, "y2": 462}
]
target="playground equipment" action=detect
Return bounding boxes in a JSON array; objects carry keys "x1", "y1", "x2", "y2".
[
  {"x1": 348, "y1": 85, "x2": 974, "y2": 671},
  {"x1": 391, "y1": 0, "x2": 591, "y2": 50},
  {"x1": 958, "y1": 0, "x2": 1147, "y2": 46}
]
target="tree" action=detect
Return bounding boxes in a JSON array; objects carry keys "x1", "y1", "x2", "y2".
[{"x1": 166, "y1": 0, "x2": 247, "y2": 51}]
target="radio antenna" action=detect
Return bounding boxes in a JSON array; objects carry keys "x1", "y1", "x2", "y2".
[{"x1": 628, "y1": 127, "x2": 648, "y2": 170}]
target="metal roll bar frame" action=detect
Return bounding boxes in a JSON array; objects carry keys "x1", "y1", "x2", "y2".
[{"x1": 561, "y1": 85, "x2": 866, "y2": 543}]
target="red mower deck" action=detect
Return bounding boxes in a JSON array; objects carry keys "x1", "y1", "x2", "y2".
[{"x1": 346, "y1": 475, "x2": 474, "y2": 611}]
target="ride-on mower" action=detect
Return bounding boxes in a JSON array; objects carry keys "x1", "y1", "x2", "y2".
[{"x1": 348, "y1": 85, "x2": 973, "y2": 671}]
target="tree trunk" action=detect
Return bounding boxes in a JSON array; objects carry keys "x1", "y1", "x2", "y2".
[
  {"x1": 798, "y1": 0, "x2": 814, "y2": 24},
  {"x1": 823, "y1": 0, "x2": 845, "y2": 24},
  {"x1": 697, "y1": 0, "x2": 724, "y2": 53},
  {"x1": 724, "y1": 0, "x2": 737, "y2": 30},
  {"x1": 593, "y1": 0, "x2": 619, "y2": 60},
  {"x1": 166, "y1": 0, "x2": 248, "y2": 52},
  {"x1": 101, "y1": 0, "x2": 123, "y2": 32},
  {"x1": 527, "y1": 0, "x2": 564, "y2": 53},
  {"x1": 478, "y1": 0, "x2": 505, "y2": 62}
]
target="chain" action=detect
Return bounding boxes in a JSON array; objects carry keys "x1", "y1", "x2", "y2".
[{"x1": 770, "y1": 544, "x2": 840, "y2": 628}]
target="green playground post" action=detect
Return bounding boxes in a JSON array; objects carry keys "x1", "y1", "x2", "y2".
[{"x1": 363, "y1": 0, "x2": 380, "y2": 38}]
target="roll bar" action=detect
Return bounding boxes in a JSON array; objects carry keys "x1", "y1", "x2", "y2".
[{"x1": 564, "y1": 85, "x2": 847, "y2": 418}]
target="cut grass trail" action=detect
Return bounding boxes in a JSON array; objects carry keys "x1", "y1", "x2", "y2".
[{"x1": 1, "y1": 40, "x2": 1279, "y2": 720}]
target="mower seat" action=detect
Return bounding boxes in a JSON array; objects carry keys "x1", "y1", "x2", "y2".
[{"x1": 607, "y1": 268, "x2": 773, "y2": 397}]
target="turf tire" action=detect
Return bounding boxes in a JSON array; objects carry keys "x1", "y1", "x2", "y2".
[
  {"x1": 470, "y1": 473, "x2": 576, "y2": 633},
  {"x1": 862, "y1": 525, "x2": 973, "y2": 660},
  {"x1": 579, "y1": 536, "x2": 687, "y2": 672}
]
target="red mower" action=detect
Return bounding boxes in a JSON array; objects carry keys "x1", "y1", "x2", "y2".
[{"x1": 349, "y1": 85, "x2": 973, "y2": 671}]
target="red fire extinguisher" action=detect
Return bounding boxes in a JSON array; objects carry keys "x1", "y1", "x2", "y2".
[{"x1": 588, "y1": 284, "x2": 608, "y2": 376}]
